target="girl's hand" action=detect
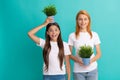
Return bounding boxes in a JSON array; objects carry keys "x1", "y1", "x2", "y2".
[{"x1": 43, "y1": 17, "x2": 54, "y2": 26}]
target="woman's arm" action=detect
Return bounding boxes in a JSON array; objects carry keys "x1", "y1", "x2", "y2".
[
  {"x1": 65, "y1": 55, "x2": 70, "y2": 80},
  {"x1": 69, "y1": 46, "x2": 83, "y2": 65},
  {"x1": 28, "y1": 17, "x2": 53, "y2": 44},
  {"x1": 90, "y1": 44, "x2": 101, "y2": 63}
]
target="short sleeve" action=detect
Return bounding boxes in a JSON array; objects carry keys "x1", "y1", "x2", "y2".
[
  {"x1": 63, "y1": 42, "x2": 71, "y2": 55},
  {"x1": 93, "y1": 32, "x2": 101, "y2": 45},
  {"x1": 37, "y1": 38, "x2": 45, "y2": 48},
  {"x1": 68, "y1": 33, "x2": 74, "y2": 46}
]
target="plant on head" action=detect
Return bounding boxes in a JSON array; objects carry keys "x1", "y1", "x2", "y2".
[{"x1": 42, "y1": 4, "x2": 57, "y2": 16}]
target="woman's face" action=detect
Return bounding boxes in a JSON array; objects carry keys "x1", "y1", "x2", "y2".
[
  {"x1": 47, "y1": 25, "x2": 60, "y2": 41},
  {"x1": 77, "y1": 14, "x2": 89, "y2": 30}
]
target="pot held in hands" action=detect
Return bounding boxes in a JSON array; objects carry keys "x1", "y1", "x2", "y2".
[{"x1": 78, "y1": 45, "x2": 93, "y2": 66}]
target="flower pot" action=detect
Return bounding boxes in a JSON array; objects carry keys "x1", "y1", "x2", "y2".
[
  {"x1": 82, "y1": 58, "x2": 90, "y2": 66},
  {"x1": 48, "y1": 16, "x2": 55, "y2": 23}
]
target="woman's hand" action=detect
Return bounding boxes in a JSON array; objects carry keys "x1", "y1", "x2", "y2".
[
  {"x1": 77, "y1": 58, "x2": 83, "y2": 66},
  {"x1": 90, "y1": 44, "x2": 101, "y2": 64}
]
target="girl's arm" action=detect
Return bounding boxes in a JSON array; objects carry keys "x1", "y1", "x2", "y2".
[
  {"x1": 90, "y1": 44, "x2": 101, "y2": 63},
  {"x1": 65, "y1": 55, "x2": 70, "y2": 80},
  {"x1": 69, "y1": 46, "x2": 83, "y2": 65},
  {"x1": 28, "y1": 17, "x2": 53, "y2": 44}
]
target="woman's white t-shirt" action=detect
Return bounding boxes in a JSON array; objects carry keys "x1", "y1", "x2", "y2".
[
  {"x1": 37, "y1": 38, "x2": 71, "y2": 75},
  {"x1": 68, "y1": 31, "x2": 101, "y2": 72}
]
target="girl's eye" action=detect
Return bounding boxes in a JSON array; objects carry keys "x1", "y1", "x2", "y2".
[
  {"x1": 49, "y1": 29, "x2": 53, "y2": 32},
  {"x1": 55, "y1": 29, "x2": 58, "y2": 31}
]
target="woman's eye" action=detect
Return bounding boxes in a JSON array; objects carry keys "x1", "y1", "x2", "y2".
[
  {"x1": 78, "y1": 18, "x2": 82, "y2": 20},
  {"x1": 84, "y1": 18, "x2": 88, "y2": 21}
]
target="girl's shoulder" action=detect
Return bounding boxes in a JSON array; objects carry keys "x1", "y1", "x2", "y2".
[
  {"x1": 63, "y1": 41, "x2": 71, "y2": 55},
  {"x1": 63, "y1": 41, "x2": 69, "y2": 46}
]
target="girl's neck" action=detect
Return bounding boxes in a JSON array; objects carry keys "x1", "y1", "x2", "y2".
[{"x1": 50, "y1": 40, "x2": 57, "y2": 42}]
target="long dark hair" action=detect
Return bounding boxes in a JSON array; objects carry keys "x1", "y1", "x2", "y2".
[{"x1": 43, "y1": 22, "x2": 64, "y2": 71}]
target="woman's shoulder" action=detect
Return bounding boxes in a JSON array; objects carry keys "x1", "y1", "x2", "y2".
[
  {"x1": 69, "y1": 32, "x2": 76, "y2": 37},
  {"x1": 68, "y1": 32, "x2": 76, "y2": 41},
  {"x1": 91, "y1": 31, "x2": 99, "y2": 37},
  {"x1": 69, "y1": 32, "x2": 75, "y2": 35},
  {"x1": 92, "y1": 31, "x2": 98, "y2": 35}
]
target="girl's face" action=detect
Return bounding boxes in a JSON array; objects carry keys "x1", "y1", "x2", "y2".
[
  {"x1": 77, "y1": 14, "x2": 89, "y2": 30},
  {"x1": 47, "y1": 25, "x2": 60, "y2": 42}
]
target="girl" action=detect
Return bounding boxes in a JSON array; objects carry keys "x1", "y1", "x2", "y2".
[
  {"x1": 68, "y1": 10, "x2": 101, "y2": 80},
  {"x1": 28, "y1": 17, "x2": 71, "y2": 80}
]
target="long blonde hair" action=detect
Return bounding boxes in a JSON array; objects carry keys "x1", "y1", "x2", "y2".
[{"x1": 75, "y1": 10, "x2": 92, "y2": 39}]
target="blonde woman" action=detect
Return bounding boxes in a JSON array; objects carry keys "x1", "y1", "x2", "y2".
[{"x1": 68, "y1": 10, "x2": 101, "y2": 80}]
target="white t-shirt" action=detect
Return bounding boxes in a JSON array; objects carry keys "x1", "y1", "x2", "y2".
[
  {"x1": 37, "y1": 38, "x2": 71, "y2": 75},
  {"x1": 68, "y1": 31, "x2": 101, "y2": 72}
]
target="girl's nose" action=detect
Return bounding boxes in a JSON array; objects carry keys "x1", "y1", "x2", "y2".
[{"x1": 52, "y1": 31, "x2": 55, "y2": 34}]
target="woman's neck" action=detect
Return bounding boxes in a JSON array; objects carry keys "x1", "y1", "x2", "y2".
[{"x1": 80, "y1": 29, "x2": 87, "y2": 32}]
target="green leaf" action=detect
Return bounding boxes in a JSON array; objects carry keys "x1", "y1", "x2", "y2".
[
  {"x1": 42, "y1": 4, "x2": 57, "y2": 16},
  {"x1": 78, "y1": 45, "x2": 93, "y2": 58}
]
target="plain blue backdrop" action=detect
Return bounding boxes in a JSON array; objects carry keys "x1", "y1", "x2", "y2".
[{"x1": 0, "y1": 0, "x2": 120, "y2": 80}]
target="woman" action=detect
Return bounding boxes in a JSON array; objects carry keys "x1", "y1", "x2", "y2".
[
  {"x1": 68, "y1": 10, "x2": 101, "y2": 80},
  {"x1": 28, "y1": 17, "x2": 71, "y2": 80}
]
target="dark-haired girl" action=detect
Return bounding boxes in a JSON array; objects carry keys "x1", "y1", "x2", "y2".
[{"x1": 28, "y1": 17, "x2": 71, "y2": 80}]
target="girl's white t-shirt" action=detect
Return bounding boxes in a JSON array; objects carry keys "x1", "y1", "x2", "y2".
[
  {"x1": 68, "y1": 31, "x2": 101, "y2": 72},
  {"x1": 37, "y1": 38, "x2": 71, "y2": 75}
]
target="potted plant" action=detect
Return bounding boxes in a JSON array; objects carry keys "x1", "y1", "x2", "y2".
[
  {"x1": 78, "y1": 45, "x2": 93, "y2": 66},
  {"x1": 42, "y1": 4, "x2": 57, "y2": 22}
]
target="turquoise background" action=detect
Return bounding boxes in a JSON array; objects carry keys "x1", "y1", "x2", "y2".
[{"x1": 0, "y1": 0, "x2": 120, "y2": 80}]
